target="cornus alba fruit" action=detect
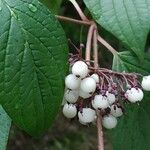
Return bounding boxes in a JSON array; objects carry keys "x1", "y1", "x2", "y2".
[
  {"x1": 65, "y1": 74, "x2": 80, "y2": 90},
  {"x1": 106, "y1": 91, "x2": 116, "y2": 105},
  {"x1": 80, "y1": 77, "x2": 96, "y2": 93},
  {"x1": 125, "y1": 88, "x2": 144, "y2": 103},
  {"x1": 90, "y1": 73, "x2": 99, "y2": 83},
  {"x1": 92, "y1": 95, "x2": 109, "y2": 109},
  {"x1": 78, "y1": 108, "x2": 96, "y2": 124},
  {"x1": 141, "y1": 75, "x2": 150, "y2": 91},
  {"x1": 102, "y1": 115, "x2": 118, "y2": 129},
  {"x1": 63, "y1": 103, "x2": 77, "y2": 119},
  {"x1": 72, "y1": 61, "x2": 88, "y2": 78},
  {"x1": 110, "y1": 105, "x2": 123, "y2": 117},
  {"x1": 79, "y1": 89, "x2": 92, "y2": 99},
  {"x1": 64, "y1": 89, "x2": 79, "y2": 103},
  {"x1": 62, "y1": 53, "x2": 150, "y2": 130}
]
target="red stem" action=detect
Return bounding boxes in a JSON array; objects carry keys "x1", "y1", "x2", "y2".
[
  {"x1": 93, "y1": 28, "x2": 99, "y2": 68},
  {"x1": 96, "y1": 110, "x2": 104, "y2": 150},
  {"x1": 92, "y1": 25, "x2": 104, "y2": 150},
  {"x1": 85, "y1": 24, "x2": 95, "y2": 62},
  {"x1": 69, "y1": 0, "x2": 89, "y2": 21},
  {"x1": 55, "y1": 15, "x2": 92, "y2": 26},
  {"x1": 97, "y1": 35, "x2": 118, "y2": 55}
]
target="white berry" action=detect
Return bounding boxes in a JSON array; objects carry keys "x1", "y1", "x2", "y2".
[
  {"x1": 63, "y1": 103, "x2": 77, "y2": 118},
  {"x1": 80, "y1": 77, "x2": 96, "y2": 93},
  {"x1": 78, "y1": 108, "x2": 96, "y2": 123},
  {"x1": 91, "y1": 74, "x2": 99, "y2": 83},
  {"x1": 110, "y1": 105, "x2": 123, "y2": 117},
  {"x1": 125, "y1": 88, "x2": 144, "y2": 103},
  {"x1": 79, "y1": 119, "x2": 87, "y2": 125},
  {"x1": 72, "y1": 61, "x2": 88, "y2": 78},
  {"x1": 65, "y1": 74, "x2": 81, "y2": 90},
  {"x1": 79, "y1": 89, "x2": 92, "y2": 99},
  {"x1": 102, "y1": 115, "x2": 117, "y2": 129},
  {"x1": 64, "y1": 90, "x2": 79, "y2": 103},
  {"x1": 92, "y1": 94, "x2": 109, "y2": 109},
  {"x1": 106, "y1": 91, "x2": 116, "y2": 105},
  {"x1": 141, "y1": 75, "x2": 150, "y2": 91}
]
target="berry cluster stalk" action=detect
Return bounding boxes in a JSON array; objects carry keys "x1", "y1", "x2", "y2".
[
  {"x1": 68, "y1": 1, "x2": 104, "y2": 150},
  {"x1": 96, "y1": 110, "x2": 104, "y2": 150},
  {"x1": 93, "y1": 25, "x2": 104, "y2": 150}
]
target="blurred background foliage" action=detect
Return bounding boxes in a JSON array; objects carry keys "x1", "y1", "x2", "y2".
[{"x1": 8, "y1": 0, "x2": 150, "y2": 149}]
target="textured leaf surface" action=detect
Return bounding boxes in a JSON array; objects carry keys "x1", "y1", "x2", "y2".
[
  {"x1": 113, "y1": 51, "x2": 150, "y2": 75},
  {"x1": 40, "y1": 0, "x2": 62, "y2": 13},
  {"x1": 0, "y1": 105, "x2": 11, "y2": 150},
  {"x1": 84, "y1": 0, "x2": 150, "y2": 59},
  {"x1": 110, "y1": 51, "x2": 150, "y2": 150},
  {"x1": 0, "y1": 0, "x2": 68, "y2": 136}
]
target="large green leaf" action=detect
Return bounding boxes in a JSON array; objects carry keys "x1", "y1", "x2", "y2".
[
  {"x1": 84, "y1": 0, "x2": 150, "y2": 59},
  {"x1": 110, "y1": 51, "x2": 150, "y2": 150},
  {"x1": 0, "y1": 105, "x2": 11, "y2": 150},
  {"x1": 0, "y1": 0, "x2": 68, "y2": 136},
  {"x1": 40, "y1": 0, "x2": 62, "y2": 14}
]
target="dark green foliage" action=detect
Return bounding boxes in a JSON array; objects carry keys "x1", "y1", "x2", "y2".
[
  {"x1": 0, "y1": 0, "x2": 68, "y2": 136},
  {"x1": 84, "y1": 0, "x2": 150, "y2": 59}
]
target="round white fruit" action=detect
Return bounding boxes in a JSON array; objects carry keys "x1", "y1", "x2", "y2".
[
  {"x1": 110, "y1": 105, "x2": 123, "y2": 117},
  {"x1": 79, "y1": 119, "x2": 87, "y2": 125},
  {"x1": 106, "y1": 91, "x2": 116, "y2": 105},
  {"x1": 80, "y1": 77, "x2": 96, "y2": 93},
  {"x1": 72, "y1": 61, "x2": 88, "y2": 78},
  {"x1": 141, "y1": 75, "x2": 150, "y2": 91},
  {"x1": 79, "y1": 89, "x2": 92, "y2": 99},
  {"x1": 125, "y1": 88, "x2": 144, "y2": 103},
  {"x1": 91, "y1": 74, "x2": 99, "y2": 83},
  {"x1": 78, "y1": 108, "x2": 96, "y2": 123},
  {"x1": 64, "y1": 90, "x2": 79, "y2": 103},
  {"x1": 63, "y1": 103, "x2": 77, "y2": 118},
  {"x1": 65, "y1": 74, "x2": 81, "y2": 90},
  {"x1": 102, "y1": 115, "x2": 117, "y2": 129},
  {"x1": 92, "y1": 95, "x2": 109, "y2": 109}
]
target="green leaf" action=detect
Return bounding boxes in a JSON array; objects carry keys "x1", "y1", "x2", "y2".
[
  {"x1": 84, "y1": 0, "x2": 150, "y2": 59},
  {"x1": 40, "y1": 0, "x2": 62, "y2": 14},
  {"x1": 112, "y1": 51, "x2": 150, "y2": 75},
  {"x1": 0, "y1": 105, "x2": 11, "y2": 150},
  {"x1": 110, "y1": 52, "x2": 150, "y2": 150},
  {"x1": 0, "y1": 0, "x2": 68, "y2": 136}
]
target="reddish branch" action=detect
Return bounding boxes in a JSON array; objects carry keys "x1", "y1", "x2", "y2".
[
  {"x1": 92, "y1": 24, "x2": 104, "y2": 150},
  {"x1": 55, "y1": 15, "x2": 92, "y2": 26},
  {"x1": 69, "y1": 0, "x2": 89, "y2": 21},
  {"x1": 97, "y1": 35, "x2": 118, "y2": 55},
  {"x1": 85, "y1": 24, "x2": 96, "y2": 62},
  {"x1": 96, "y1": 110, "x2": 104, "y2": 150}
]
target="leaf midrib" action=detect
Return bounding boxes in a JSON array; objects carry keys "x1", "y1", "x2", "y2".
[{"x1": 3, "y1": 0, "x2": 64, "y2": 78}]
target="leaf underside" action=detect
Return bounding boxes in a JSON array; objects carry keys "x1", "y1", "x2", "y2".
[
  {"x1": 0, "y1": 0, "x2": 68, "y2": 136},
  {"x1": 84, "y1": 0, "x2": 150, "y2": 59}
]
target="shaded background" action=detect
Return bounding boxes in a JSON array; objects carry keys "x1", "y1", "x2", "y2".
[{"x1": 8, "y1": 113, "x2": 112, "y2": 150}]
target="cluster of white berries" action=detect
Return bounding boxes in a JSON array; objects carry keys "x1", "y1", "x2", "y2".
[{"x1": 62, "y1": 60, "x2": 150, "y2": 130}]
